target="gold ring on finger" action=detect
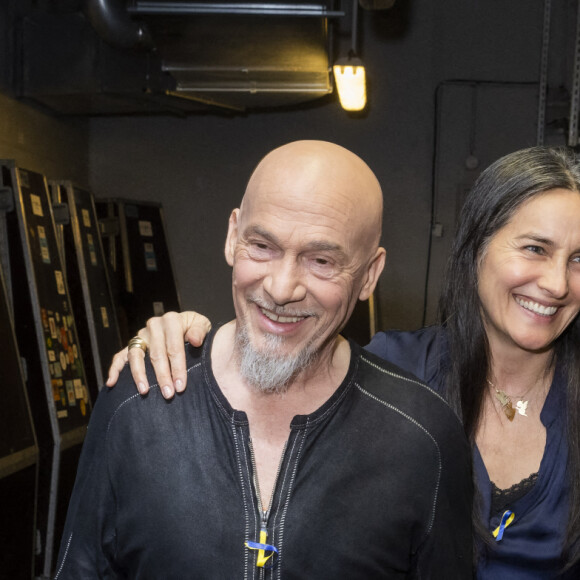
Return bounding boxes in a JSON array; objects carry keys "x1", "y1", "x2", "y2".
[{"x1": 127, "y1": 336, "x2": 148, "y2": 354}]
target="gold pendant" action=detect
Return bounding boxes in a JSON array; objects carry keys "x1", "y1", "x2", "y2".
[{"x1": 495, "y1": 389, "x2": 515, "y2": 421}]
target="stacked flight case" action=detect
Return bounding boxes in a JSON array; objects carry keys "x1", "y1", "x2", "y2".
[
  {"x1": 0, "y1": 264, "x2": 39, "y2": 580},
  {"x1": 0, "y1": 164, "x2": 182, "y2": 576},
  {"x1": 96, "y1": 198, "x2": 181, "y2": 343},
  {"x1": 0, "y1": 161, "x2": 92, "y2": 579},
  {"x1": 50, "y1": 181, "x2": 122, "y2": 400}
]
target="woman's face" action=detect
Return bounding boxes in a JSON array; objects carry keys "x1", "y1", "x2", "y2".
[{"x1": 478, "y1": 188, "x2": 580, "y2": 356}]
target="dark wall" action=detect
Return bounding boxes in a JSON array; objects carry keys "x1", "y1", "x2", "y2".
[
  {"x1": 0, "y1": 2, "x2": 89, "y2": 183},
  {"x1": 88, "y1": 0, "x2": 572, "y2": 333},
  {"x1": 0, "y1": 93, "x2": 89, "y2": 184}
]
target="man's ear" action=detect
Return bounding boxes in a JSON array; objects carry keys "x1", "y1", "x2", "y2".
[
  {"x1": 224, "y1": 209, "x2": 240, "y2": 266},
  {"x1": 358, "y1": 248, "x2": 386, "y2": 301}
]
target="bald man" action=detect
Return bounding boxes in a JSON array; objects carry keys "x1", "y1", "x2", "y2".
[{"x1": 55, "y1": 141, "x2": 472, "y2": 578}]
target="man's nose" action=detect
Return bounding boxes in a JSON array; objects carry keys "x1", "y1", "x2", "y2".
[{"x1": 263, "y1": 258, "x2": 307, "y2": 305}]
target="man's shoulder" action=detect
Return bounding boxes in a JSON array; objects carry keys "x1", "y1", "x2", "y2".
[
  {"x1": 94, "y1": 342, "x2": 206, "y2": 422},
  {"x1": 355, "y1": 346, "x2": 444, "y2": 404},
  {"x1": 353, "y1": 347, "x2": 464, "y2": 440}
]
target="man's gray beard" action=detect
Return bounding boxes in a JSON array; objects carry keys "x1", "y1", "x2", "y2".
[{"x1": 235, "y1": 324, "x2": 318, "y2": 394}]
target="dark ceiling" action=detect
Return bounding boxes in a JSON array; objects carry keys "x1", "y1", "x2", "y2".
[{"x1": 9, "y1": 1, "x2": 363, "y2": 116}]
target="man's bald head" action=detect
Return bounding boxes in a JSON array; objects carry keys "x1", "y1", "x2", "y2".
[{"x1": 240, "y1": 140, "x2": 383, "y2": 255}]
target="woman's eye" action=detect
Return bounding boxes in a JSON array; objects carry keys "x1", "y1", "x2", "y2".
[{"x1": 525, "y1": 245, "x2": 544, "y2": 255}]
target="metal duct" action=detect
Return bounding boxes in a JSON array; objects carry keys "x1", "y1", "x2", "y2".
[{"x1": 84, "y1": 0, "x2": 152, "y2": 49}]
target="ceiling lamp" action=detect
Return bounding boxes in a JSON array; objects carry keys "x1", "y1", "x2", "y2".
[
  {"x1": 333, "y1": 53, "x2": 366, "y2": 111},
  {"x1": 333, "y1": 0, "x2": 366, "y2": 112}
]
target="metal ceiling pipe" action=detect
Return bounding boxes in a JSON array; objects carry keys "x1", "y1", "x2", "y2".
[
  {"x1": 84, "y1": 0, "x2": 153, "y2": 49},
  {"x1": 129, "y1": 2, "x2": 344, "y2": 17}
]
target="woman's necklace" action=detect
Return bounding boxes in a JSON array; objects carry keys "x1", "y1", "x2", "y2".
[{"x1": 487, "y1": 379, "x2": 534, "y2": 422}]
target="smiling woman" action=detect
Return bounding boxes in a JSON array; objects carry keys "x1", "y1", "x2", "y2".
[{"x1": 435, "y1": 147, "x2": 580, "y2": 577}]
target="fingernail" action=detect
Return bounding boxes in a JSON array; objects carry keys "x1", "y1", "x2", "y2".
[
  {"x1": 175, "y1": 379, "x2": 183, "y2": 392},
  {"x1": 137, "y1": 382, "x2": 146, "y2": 395},
  {"x1": 162, "y1": 386, "x2": 172, "y2": 399}
]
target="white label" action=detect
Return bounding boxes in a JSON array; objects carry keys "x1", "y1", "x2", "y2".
[
  {"x1": 139, "y1": 220, "x2": 153, "y2": 236},
  {"x1": 49, "y1": 317, "x2": 57, "y2": 339},
  {"x1": 66, "y1": 381, "x2": 76, "y2": 406},
  {"x1": 87, "y1": 233, "x2": 97, "y2": 266},
  {"x1": 82, "y1": 208, "x2": 91, "y2": 228},
  {"x1": 31, "y1": 194, "x2": 43, "y2": 217},
  {"x1": 144, "y1": 243, "x2": 157, "y2": 271},
  {"x1": 60, "y1": 351, "x2": 67, "y2": 371},
  {"x1": 55, "y1": 270, "x2": 65, "y2": 295},
  {"x1": 38, "y1": 226, "x2": 50, "y2": 263},
  {"x1": 74, "y1": 378, "x2": 84, "y2": 399}
]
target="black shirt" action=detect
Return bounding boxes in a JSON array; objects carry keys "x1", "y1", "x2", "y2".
[{"x1": 55, "y1": 332, "x2": 473, "y2": 579}]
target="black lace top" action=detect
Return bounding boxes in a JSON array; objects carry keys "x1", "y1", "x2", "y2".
[{"x1": 491, "y1": 472, "x2": 539, "y2": 515}]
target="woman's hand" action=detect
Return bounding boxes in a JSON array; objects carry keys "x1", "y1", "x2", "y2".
[{"x1": 106, "y1": 311, "x2": 212, "y2": 399}]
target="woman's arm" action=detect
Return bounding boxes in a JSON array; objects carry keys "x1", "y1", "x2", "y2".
[{"x1": 106, "y1": 311, "x2": 212, "y2": 399}]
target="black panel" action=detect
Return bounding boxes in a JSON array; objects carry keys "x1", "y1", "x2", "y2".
[
  {"x1": 52, "y1": 182, "x2": 123, "y2": 400},
  {"x1": 0, "y1": 264, "x2": 37, "y2": 579},
  {"x1": 0, "y1": 464, "x2": 37, "y2": 580},
  {"x1": 7, "y1": 166, "x2": 91, "y2": 433},
  {"x1": 0, "y1": 269, "x2": 36, "y2": 470},
  {"x1": 97, "y1": 199, "x2": 181, "y2": 343},
  {"x1": 1, "y1": 161, "x2": 91, "y2": 578}
]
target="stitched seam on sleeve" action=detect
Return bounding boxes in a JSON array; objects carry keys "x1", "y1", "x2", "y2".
[
  {"x1": 53, "y1": 533, "x2": 73, "y2": 579},
  {"x1": 186, "y1": 361, "x2": 202, "y2": 374},
  {"x1": 105, "y1": 391, "x2": 148, "y2": 433},
  {"x1": 55, "y1": 384, "x2": 148, "y2": 576},
  {"x1": 360, "y1": 355, "x2": 449, "y2": 407},
  {"x1": 355, "y1": 383, "x2": 441, "y2": 544}
]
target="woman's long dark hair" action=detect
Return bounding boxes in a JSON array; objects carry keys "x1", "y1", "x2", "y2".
[{"x1": 438, "y1": 146, "x2": 580, "y2": 567}]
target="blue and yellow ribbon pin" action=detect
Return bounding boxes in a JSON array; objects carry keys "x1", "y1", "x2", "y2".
[
  {"x1": 246, "y1": 528, "x2": 279, "y2": 568},
  {"x1": 492, "y1": 510, "x2": 515, "y2": 541}
]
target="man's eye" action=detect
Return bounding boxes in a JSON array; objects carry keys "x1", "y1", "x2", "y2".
[
  {"x1": 248, "y1": 240, "x2": 270, "y2": 251},
  {"x1": 309, "y1": 257, "x2": 337, "y2": 277},
  {"x1": 247, "y1": 241, "x2": 271, "y2": 258}
]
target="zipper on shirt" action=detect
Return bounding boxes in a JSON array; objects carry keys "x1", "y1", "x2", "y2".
[{"x1": 246, "y1": 438, "x2": 288, "y2": 571}]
